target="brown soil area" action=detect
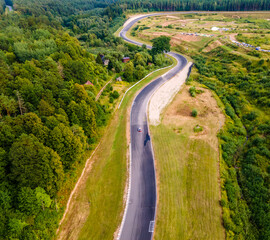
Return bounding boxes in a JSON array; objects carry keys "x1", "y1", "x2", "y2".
[
  {"x1": 163, "y1": 84, "x2": 225, "y2": 150},
  {"x1": 229, "y1": 33, "x2": 238, "y2": 41},
  {"x1": 161, "y1": 19, "x2": 193, "y2": 27},
  {"x1": 203, "y1": 40, "x2": 223, "y2": 52},
  {"x1": 141, "y1": 32, "x2": 201, "y2": 47},
  {"x1": 57, "y1": 149, "x2": 98, "y2": 240},
  {"x1": 152, "y1": 32, "x2": 171, "y2": 37},
  {"x1": 174, "y1": 33, "x2": 201, "y2": 42},
  {"x1": 165, "y1": 15, "x2": 180, "y2": 19}
]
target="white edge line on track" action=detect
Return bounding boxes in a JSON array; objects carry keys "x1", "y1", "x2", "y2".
[
  {"x1": 118, "y1": 64, "x2": 173, "y2": 109},
  {"x1": 146, "y1": 110, "x2": 157, "y2": 240},
  {"x1": 116, "y1": 144, "x2": 132, "y2": 239}
]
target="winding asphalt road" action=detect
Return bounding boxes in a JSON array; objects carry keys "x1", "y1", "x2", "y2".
[{"x1": 119, "y1": 14, "x2": 188, "y2": 240}]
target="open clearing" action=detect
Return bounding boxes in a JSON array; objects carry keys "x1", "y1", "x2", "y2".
[{"x1": 151, "y1": 83, "x2": 225, "y2": 240}]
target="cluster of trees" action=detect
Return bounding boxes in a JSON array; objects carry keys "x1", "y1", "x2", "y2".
[
  {"x1": 12, "y1": 0, "x2": 114, "y2": 16},
  {"x1": 121, "y1": 45, "x2": 171, "y2": 82},
  {"x1": 95, "y1": 37, "x2": 172, "y2": 83},
  {"x1": 0, "y1": 2, "x2": 127, "y2": 238},
  {"x1": 111, "y1": 0, "x2": 270, "y2": 12},
  {"x1": 193, "y1": 47, "x2": 270, "y2": 239}
]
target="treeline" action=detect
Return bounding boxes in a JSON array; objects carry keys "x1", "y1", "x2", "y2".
[
  {"x1": 114, "y1": 0, "x2": 270, "y2": 11},
  {"x1": 192, "y1": 47, "x2": 270, "y2": 239},
  {"x1": 12, "y1": 0, "x2": 114, "y2": 16},
  {"x1": 0, "y1": 0, "x2": 4, "y2": 13}
]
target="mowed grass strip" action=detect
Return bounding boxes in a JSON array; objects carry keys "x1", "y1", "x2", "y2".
[
  {"x1": 57, "y1": 56, "x2": 177, "y2": 240},
  {"x1": 151, "y1": 84, "x2": 225, "y2": 240}
]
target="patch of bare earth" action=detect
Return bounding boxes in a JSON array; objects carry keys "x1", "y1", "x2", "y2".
[
  {"x1": 229, "y1": 33, "x2": 238, "y2": 41},
  {"x1": 165, "y1": 15, "x2": 180, "y2": 19},
  {"x1": 140, "y1": 32, "x2": 201, "y2": 47},
  {"x1": 163, "y1": 84, "x2": 225, "y2": 151},
  {"x1": 174, "y1": 33, "x2": 202, "y2": 42},
  {"x1": 161, "y1": 19, "x2": 193, "y2": 27},
  {"x1": 203, "y1": 40, "x2": 223, "y2": 52},
  {"x1": 57, "y1": 155, "x2": 96, "y2": 240},
  {"x1": 152, "y1": 32, "x2": 171, "y2": 37}
]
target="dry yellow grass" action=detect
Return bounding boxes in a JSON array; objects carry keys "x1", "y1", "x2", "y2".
[{"x1": 151, "y1": 83, "x2": 225, "y2": 240}]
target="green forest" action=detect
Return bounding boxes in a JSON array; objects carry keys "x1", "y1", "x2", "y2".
[
  {"x1": 117, "y1": 0, "x2": 270, "y2": 11},
  {"x1": 0, "y1": 0, "x2": 269, "y2": 239}
]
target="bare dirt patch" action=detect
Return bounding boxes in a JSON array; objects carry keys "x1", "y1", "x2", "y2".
[
  {"x1": 163, "y1": 84, "x2": 225, "y2": 150},
  {"x1": 152, "y1": 31, "x2": 171, "y2": 37},
  {"x1": 57, "y1": 154, "x2": 96, "y2": 240},
  {"x1": 165, "y1": 15, "x2": 180, "y2": 19},
  {"x1": 229, "y1": 33, "x2": 238, "y2": 41},
  {"x1": 161, "y1": 19, "x2": 193, "y2": 27},
  {"x1": 174, "y1": 33, "x2": 202, "y2": 42},
  {"x1": 203, "y1": 40, "x2": 223, "y2": 52}
]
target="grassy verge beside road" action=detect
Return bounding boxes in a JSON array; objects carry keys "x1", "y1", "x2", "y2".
[
  {"x1": 151, "y1": 83, "x2": 225, "y2": 240},
  {"x1": 57, "y1": 56, "x2": 177, "y2": 240}
]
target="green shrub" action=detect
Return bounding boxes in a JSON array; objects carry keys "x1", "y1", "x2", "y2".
[
  {"x1": 189, "y1": 86, "x2": 204, "y2": 97},
  {"x1": 191, "y1": 109, "x2": 198, "y2": 117},
  {"x1": 193, "y1": 124, "x2": 203, "y2": 132},
  {"x1": 110, "y1": 90, "x2": 119, "y2": 99}
]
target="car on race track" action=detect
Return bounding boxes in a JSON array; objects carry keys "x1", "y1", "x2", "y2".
[{"x1": 137, "y1": 128, "x2": 142, "y2": 132}]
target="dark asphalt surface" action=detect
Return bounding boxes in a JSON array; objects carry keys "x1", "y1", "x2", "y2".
[{"x1": 119, "y1": 14, "x2": 188, "y2": 240}]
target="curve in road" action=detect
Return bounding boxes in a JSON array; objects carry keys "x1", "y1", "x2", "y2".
[{"x1": 118, "y1": 14, "x2": 188, "y2": 240}]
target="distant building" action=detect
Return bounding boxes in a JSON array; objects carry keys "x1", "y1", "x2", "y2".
[
  {"x1": 84, "y1": 80, "x2": 93, "y2": 86},
  {"x1": 104, "y1": 59, "x2": 110, "y2": 66},
  {"x1": 116, "y1": 77, "x2": 122, "y2": 82},
  {"x1": 122, "y1": 57, "x2": 130, "y2": 63},
  {"x1": 99, "y1": 54, "x2": 110, "y2": 65},
  {"x1": 100, "y1": 54, "x2": 105, "y2": 61}
]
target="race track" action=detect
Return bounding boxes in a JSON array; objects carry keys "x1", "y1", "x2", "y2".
[{"x1": 118, "y1": 14, "x2": 188, "y2": 240}]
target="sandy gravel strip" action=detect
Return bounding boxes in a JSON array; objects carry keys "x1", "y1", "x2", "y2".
[{"x1": 149, "y1": 62, "x2": 193, "y2": 126}]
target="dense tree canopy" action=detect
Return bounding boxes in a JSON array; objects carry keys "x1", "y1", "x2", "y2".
[
  {"x1": 115, "y1": 0, "x2": 270, "y2": 11},
  {"x1": 151, "y1": 36, "x2": 171, "y2": 55},
  {"x1": 0, "y1": 2, "x2": 116, "y2": 238}
]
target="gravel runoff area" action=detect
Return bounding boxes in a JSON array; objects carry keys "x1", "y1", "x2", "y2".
[{"x1": 149, "y1": 62, "x2": 193, "y2": 126}]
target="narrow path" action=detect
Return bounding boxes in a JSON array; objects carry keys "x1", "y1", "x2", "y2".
[{"x1": 95, "y1": 78, "x2": 113, "y2": 101}]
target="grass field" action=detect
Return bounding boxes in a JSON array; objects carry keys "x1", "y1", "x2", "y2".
[
  {"x1": 56, "y1": 56, "x2": 177, "y2": 240},
  {"x1": 151, "y1": 83, "x2": 225, "y2": 240}
]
